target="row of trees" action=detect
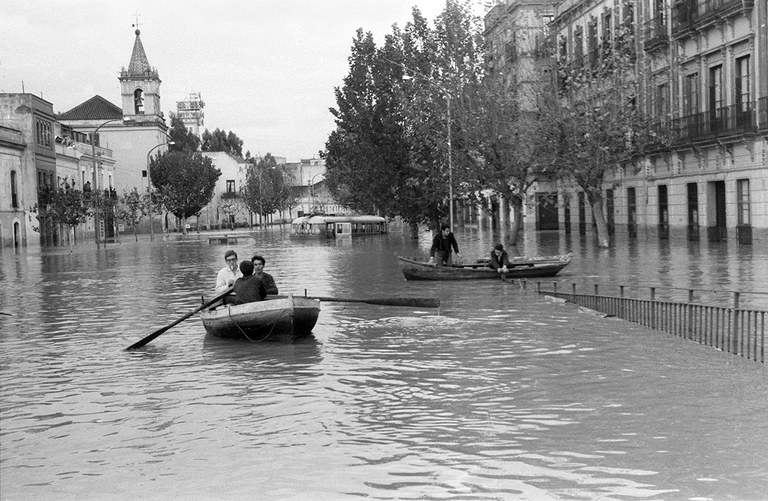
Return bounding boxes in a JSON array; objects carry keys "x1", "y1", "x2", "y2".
[{"x1": 324, "y1": 1, "x2": 663, "y2": 246}]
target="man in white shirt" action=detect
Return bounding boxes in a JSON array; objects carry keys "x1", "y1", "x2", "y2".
[{"x1": 215, "y1": 249, "x2": 242, "y2": 295}]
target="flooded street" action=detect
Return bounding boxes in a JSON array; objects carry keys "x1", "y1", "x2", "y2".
[{"x1": 1, "y1": 225, "x2": 767, "y2": 500}]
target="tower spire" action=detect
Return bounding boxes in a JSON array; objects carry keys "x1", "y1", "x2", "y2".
[{"x1": 127, "y1": 28, "x2": 152, "y2": 75}]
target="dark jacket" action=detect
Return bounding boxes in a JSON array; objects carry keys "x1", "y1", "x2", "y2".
[
  {"x1": 258, "y1": 272, "x2": 278, "y2": 295},
  {"x1": 232, "y1": 275, "x2": 267, "y2": 304},
  {"x1": 489, "y1": 250, "x2": 511, "y2": 270},
  {"x1": 430, "y1": 232, "x2": 459, "y2": 257}
]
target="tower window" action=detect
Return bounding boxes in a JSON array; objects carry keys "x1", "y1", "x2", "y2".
[{"x1": 134, "y1": 89, "x2": 145, "y2": 114}]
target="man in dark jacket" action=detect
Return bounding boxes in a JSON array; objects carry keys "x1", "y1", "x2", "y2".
[
  {"x1": 429, "y1": 225, "x2": 460, "y2": 266},
  {"x1": 489, "y1": 243, "x2": 510, "y2": 273},
  {"x1": 232, "y1": 260, "x2": 267, "y2": 304}
]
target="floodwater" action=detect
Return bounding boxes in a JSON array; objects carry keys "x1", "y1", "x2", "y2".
[{"x1": 1, "y1": 225, "x2": 767, "y2": 500}]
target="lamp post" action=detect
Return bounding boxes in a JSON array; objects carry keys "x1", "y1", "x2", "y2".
[
  {"x1": 90, "y1": 118, "x2": 124, "y2": 249},
  {"x1": 308, "y1": 172, "x2": 323, "y2": 213},
  {"x1": 146, "y1": 141, "x2": 173, "y2": 241},
  {"x1": 387, "y1": 58, "x2": 454, "y2": 229}
]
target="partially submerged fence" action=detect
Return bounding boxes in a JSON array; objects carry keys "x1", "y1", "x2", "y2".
[{"x1": 532, "y1": 281, "x2": 766, "y2": 363}]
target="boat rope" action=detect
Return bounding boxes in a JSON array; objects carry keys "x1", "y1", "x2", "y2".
[{"x1": 226, "y1": 305, "x2": 283, "y2": 343}]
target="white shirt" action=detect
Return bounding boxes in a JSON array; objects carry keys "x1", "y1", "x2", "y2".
[{"x1": 215, "y1": 266, "x2": 242, "y2": 294}]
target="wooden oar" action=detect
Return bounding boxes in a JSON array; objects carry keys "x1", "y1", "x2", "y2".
[
  {"x1": 126, "y1": 286, "x2": 234, "y2": 350},
  {"x1": 306, "y1": 296, "x2": 440, "y2": 308},
  {"x1": 0, "y1": 312, "x2": 11, "y2": 316}
]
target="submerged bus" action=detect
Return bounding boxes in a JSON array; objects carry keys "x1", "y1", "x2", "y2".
[{"x1": 290, "y1": 215, "x2": 387, "y2": 239}]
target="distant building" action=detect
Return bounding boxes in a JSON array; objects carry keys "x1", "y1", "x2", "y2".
[
  {"x1": 175, "y1": 92, "x2": 205, "y2": 138},
  {"x1": 0, "y1": 116, "x2": 28, "y2": 248},
  {"x1": 284, "y1": 157, "x2": 346, "y2": 217},
  {"x1": 198, "y1": 151, "x2": 251, "y2": 229},
  {"x1": 1, "y1": 94, "x2": 67, "y2": 247}
]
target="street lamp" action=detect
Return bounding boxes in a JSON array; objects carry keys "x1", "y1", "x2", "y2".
[
  {"x1": 308, "y1": 172, "x2": 323, "y2": 212},
  {"x1": 146, "y1": 141, "x2": 173, "y2": 241},
  {"x1": 388, "y1": 58, "x2": 454, "y2": 229},
  {"x1": 90, "y1": 118, "x2": 125, "y2": 249}
]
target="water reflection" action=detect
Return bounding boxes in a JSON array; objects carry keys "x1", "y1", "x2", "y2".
[{"x1": 1, "y1": 227, "x2": 767, "y2": 500}]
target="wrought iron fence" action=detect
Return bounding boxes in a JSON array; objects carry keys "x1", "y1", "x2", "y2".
[{"x1": 531, "y1": 281, "x2": 766, "y2": 363}]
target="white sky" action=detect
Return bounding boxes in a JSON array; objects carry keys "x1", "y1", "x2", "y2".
[{"x1": 1, "y1": 0, "x2": 486, "y2": 162}]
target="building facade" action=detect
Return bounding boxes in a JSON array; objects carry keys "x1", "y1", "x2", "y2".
[
  {"x1": 485, "y1": 0, "x2": 767, "y2": 244},
  {"x1": 176, "y1": 92, "x2": 205, "y2": 138},
  {"x1": 0, "y1": 121, "x2": 27, "y2": 248}
]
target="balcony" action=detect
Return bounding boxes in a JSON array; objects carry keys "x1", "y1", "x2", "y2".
[
  {"x1": 643, "y1": 15, "x2": 669, "y2": 52},
  {"x1": 759, "y1": 97, "x2": 768, "y2": 132},
  {"x1": 221, "y1": 191, "x2": 241, "y2": 200},
  {"x1": 670, "y1": 102, "x2": 758, "y2": 143},
  {"x1": 672, "y1": 0, "x2": 753, "y2": 39}
]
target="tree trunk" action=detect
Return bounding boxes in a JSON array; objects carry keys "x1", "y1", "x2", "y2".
[
  {"x1": 590, "y1": 199, "x2": 610, "y2": 248},
  {"x1": 133, "y1": 223, "x2": 138, "y2": 242},
  {"x1": 508, "y1": 198, "x2": 524, "y2": 246},
  {"x1": 409, "y1": 221, "x2": 419, "y2": 239}
]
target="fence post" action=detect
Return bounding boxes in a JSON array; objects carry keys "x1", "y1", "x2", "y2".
[
  {"x1": 537, "y1": 282, "x2": 541, "y2": 293},
  {"x1": 619, "y1": 285, "x2": 625, "y2": 319},
  {"x1": 650, "y1": 287, "x2": 656, "y2": 329},
  {"x1": 553, "y1": 282, "x2": 557, "y2": 294},
  {"x1": 732, "y1": 292, "x2": 740, "y2": 355},
  {"x1": 688, "y1": 289, "x2": 694, "y2": 340},
  {"x1": 572, "y1": 283, "x2": 577, "y2": 297}
]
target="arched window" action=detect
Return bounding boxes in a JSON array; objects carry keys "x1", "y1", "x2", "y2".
[{"x1": 134, "y1": 89, "x2": 144, "y2": 114}]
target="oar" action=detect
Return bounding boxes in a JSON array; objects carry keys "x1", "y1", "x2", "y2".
[
  {"x1": 306, "y1": 296, "x2": 440, "y2": 308},
  {"x1": 0, "y1": 312, "x2": 11, "y2": 316},
  {"x1": 126, "y1": 286, "x2": 234, "y2": 350}
]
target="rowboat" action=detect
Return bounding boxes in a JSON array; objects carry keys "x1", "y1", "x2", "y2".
[
  {"x1": 397, "y1": 253, "x2": 572, "y2": 281},
  {"x1": 200, "y1": 295, "x2": 321, "y2": 342}
]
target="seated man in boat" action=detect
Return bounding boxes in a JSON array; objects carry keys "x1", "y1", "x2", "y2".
[
  {"x1": 489, "y1": 243, "x2": 510, "y2": 274},
  {"x1": 251, "y1": 254, "x2": 278, "y2": 295},
  {"x1": 232, "y1": 260, "x2": 267, "y2": 304},
  {"x1": 429, "y1": 225, "x2": 460, "y2": 266},
  {"x1": 215, "y1": 249, "x2": 242, "y2": 295}
]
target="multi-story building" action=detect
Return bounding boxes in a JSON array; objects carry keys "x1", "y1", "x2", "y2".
[
  {"x1": 0, "y1": 121, "x2": 27, "y2": 248},
  {"x1": 284, "y1": 157, "x2": 347, "y2": 217},
  {"x1": 1, "y1": 94, "x2": 59, "y2": 247},
  {"x1": 198, "y1": 151, "x2": 251, "y2": 229},
  {"x1": 176, "y1": 92, "x2": 205, "y2": 138},
  {"x1": 486, "y1": 0, "x2": 767, "y2": 244}
]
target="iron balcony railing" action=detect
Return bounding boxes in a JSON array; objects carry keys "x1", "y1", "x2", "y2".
[
  {"x1": 759, "y1": 97, "x2": 768, "y2": 130},
  {"x1": 670, "y1": 102, "x2": 758, "y2": 142},
  {"x1": 672, "y1": 0, "x2": 753, "y2": 34},
  {"x1": 643, "y1": 15, "x2": 668, "y2": 51}
]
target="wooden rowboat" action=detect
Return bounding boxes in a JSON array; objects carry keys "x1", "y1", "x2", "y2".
[
  {"x1": 200, "y1": 295, "x2": 321, "y2": 342},
  {"x1": 397, "y1": 253, "x2": 572, "y2": 281}
]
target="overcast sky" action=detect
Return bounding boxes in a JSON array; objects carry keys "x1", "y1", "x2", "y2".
[{"x1": 1, "y1": 1, "x2": 486, "y2": 162}]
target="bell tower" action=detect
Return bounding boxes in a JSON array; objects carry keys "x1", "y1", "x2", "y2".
[{"x1": 119, "y1": 28, "x2": 163, "y2": 124}]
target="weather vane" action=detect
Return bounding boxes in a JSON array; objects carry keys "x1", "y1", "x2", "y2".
[{"x1": 132, "y1": 12, "x2": 141, "y2": 31}]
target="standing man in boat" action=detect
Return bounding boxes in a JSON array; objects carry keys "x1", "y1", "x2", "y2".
[
  {"x1": 215, "y1": 249, "x2": 242, "y2": 294},
  {"x1": 232, "y1": 260, "x2": 267, "y2": 304},
  {"x1": 429, "y1": 225, "x2": 460, "y2": 266},
  {"x1": 251, "y1": 255, "x2": 278, "y2": 295},
  {"x1": 489, "y1": 243, "x2": 510, "y2": 274}
]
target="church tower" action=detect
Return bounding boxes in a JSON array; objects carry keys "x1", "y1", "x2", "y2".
[{"x1": 119, "y1": 28, "x2": 163, "y2": 124}]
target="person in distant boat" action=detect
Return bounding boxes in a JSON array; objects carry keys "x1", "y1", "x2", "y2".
[
  {"x1": 251, "y1": 254, "x2": 278, "y2": 295},
  {"x1": 215, "y1": 249, "x2": 242, "y2": 295},
  {"x1": 489, "y1": 243, "x2": 510, "y2": 274},
  {"x1": 232, "y1": 260, "x2": 267, "y2": 304},
  {"x1": 429, "y1": 225, "x2": 460, "y2": 266}
]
